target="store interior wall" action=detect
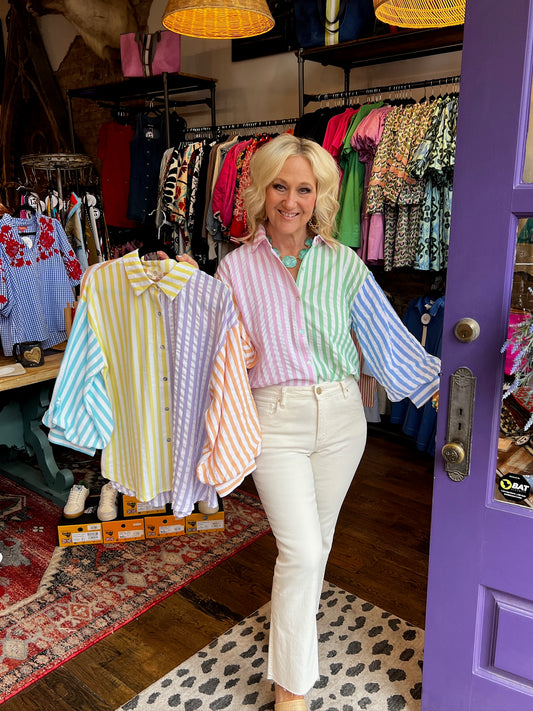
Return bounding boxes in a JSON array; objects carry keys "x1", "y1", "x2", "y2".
[{"x1": 0, "y1": 0, "x2": 462, "y2": 162}]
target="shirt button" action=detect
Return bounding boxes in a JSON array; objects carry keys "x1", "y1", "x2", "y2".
[
  {"x1": 165, "y1": 407, "x2": 169, "y2": 411},
  {"x1": 163, "y1": 377, "x2": 168, "y2": 382},
  {"x1": 167, "y1": 437, "x2": 171, "y2": 443},
  {"x1": 160, "y1": 345, "x2": 165, "y2": 349},
  {"x1": 316, "y1": 386, "x2": 322, "y2": 395}
]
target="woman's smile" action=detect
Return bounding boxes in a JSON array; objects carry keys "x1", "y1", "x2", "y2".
[{"x1": 265, "y1": 155, "x2": 317, "y2": 246}]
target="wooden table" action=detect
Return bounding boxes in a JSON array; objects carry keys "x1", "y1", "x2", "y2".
[{"x1": 0, "y1": 348, "x2": 74, "y2": 505}]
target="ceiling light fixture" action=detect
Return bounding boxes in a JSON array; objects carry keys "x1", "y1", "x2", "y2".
[
  {"x1": 162, "y1": 0, "x2": 275, "y2": 39},
  {"x1": 373, "y1": 0, "x2": 465, "y2": 28}
]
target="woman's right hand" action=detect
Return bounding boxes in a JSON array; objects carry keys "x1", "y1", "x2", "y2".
[
  {"x1": 176, "y1": 253, "x2": 199, "y2": 269},
  {"x1": 157, "y1": 251, "x2": 199, "y2": 270}
]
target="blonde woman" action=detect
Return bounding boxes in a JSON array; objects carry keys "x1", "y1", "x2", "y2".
[{"x1": 216, "y1": 133, "x2": 440, "y2": 710}]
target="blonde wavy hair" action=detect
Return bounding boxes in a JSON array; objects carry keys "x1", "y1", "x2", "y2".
[{"x1": 242, "y1": 133, "x2": 340, "y2": 245}]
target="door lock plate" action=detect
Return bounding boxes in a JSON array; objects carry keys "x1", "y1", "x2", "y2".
[{"x1": 442, "y1": 367, "x2": 476, "y2": 482}]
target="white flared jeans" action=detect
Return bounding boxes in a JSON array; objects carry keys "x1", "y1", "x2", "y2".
[{"x1": 252, "y1": 376, "x2": 367, "y2": 696}]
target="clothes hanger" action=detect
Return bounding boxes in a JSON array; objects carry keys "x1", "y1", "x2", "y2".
[
  {"x1": 138, "y1": 213, "x2": 173, "y2": 259},
  {"x1": 12, "y1": 200, "x2": 38, "y2": 236},
  {"x1": 111, "y1": 106, "x2": 133, "y2": 125},
  {"x1": 12, "y1": 203, "x2": 36, "y2": 218},
  {"x1": 138, "y1": 235, "x2": 164, "y2": 259},
  {"x1": 12, "y1": 195, "x2": 38, "y2": 234}
]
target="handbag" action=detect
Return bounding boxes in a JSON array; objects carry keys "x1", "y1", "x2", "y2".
[
  {"x1": 120, "y1": 30, "x2": 181, "y2": 78},
  {"x1": 294, "y1": 0, "x2": 375, "y2": 49}
]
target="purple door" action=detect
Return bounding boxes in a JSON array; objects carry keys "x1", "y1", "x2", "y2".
[{"x1": 422, "y1": 0, "x2": 533, "y2": 709}]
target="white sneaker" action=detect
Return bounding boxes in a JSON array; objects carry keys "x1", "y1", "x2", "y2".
[
  {"x1": 63, "y1": 482, "x2": 90, "y2": 519},
  {"x1": 97, "y1": 482, "x2": 119, "y2": 521},
  {"x1": 197, "y1": 500, "x2": 219, "y2": 514}
]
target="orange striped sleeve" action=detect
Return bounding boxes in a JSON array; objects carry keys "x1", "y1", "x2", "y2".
[{"x1": 196, "y1": 323, "x2": 261, "y2": 494}]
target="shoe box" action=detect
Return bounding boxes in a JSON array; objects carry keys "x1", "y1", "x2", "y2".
[
  {"x1": 144, "y1": 512, "x2": 186, "y2": 539},
  {"x1": 142, "y1": 498, "x2": 225, "y2": 538},
  {"x1": 122, "y1": 495, "x2": 166, "y2": 517},
  {"x1": 57, "y1": 492, "x2": 145, "y2": 547},
  {"x1": 58, "y1": 491, "x2": 225, "y2": 546},
  {"x1": 101, "y1": 517, "x2": 145, "y2": 544},
  {"x1": 57, "y1": 494, "x2": 104, "y2": 547},
  {"x1": 185, "y1": 498, "x2": 225, "y2": 534}
]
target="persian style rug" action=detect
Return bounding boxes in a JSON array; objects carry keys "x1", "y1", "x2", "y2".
[
  {"x1": 0, "y1": 453, "x2": 270, "y2": 705},
  {"x1": 117, "y1": 581, "x2": 424, "y2": 711}
]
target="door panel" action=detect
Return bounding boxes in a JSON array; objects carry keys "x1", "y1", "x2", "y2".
[{"x1": 422, "y1": 0, "x2": 533, "y2": 709}]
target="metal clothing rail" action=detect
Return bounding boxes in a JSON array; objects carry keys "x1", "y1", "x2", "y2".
[
  {"x1": 67, "y1": 72, "x2": 217, "y2": 151},
  {"x1": 185, "y1": 117, "x2": 298, "y2": 140},
  {"x1": 302, "y1": 74, "x2": 461, "y2": 110},
  {"x1": 184, "y1": 75, "x2": 459, "y2": 143}
]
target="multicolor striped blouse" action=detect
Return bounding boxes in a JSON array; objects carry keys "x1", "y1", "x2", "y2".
[
  {"x1": 43, "y1": 251, "x2": 261, "y2": 516},
  {"x1": 216, "y1": 225, "x2": 440, "y2": 408}
]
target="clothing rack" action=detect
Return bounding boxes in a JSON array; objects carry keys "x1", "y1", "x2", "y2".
[
  {"x1": 302, "y1": 74, "x2": 461, "y2": 110},
  {"x1": 67, "y1": 73, "x2": 217, "y2": 151},
  {"x1": 20, "y1": 153, "x2": 94, "y2": 224},
  {"x1": 185, "y1": 117, "x2": 298, "y2": 141},
  {"x1": 181, "y1": 76, "x2": 459, "y2": 143}
]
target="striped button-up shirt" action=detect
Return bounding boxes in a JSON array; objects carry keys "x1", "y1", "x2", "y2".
[
  {"x1": 43, "y1": 251, "x2": 261, "y2": 516},
  {"x1": 216, "y1": 225, "x2": 440, "y2": 408}
]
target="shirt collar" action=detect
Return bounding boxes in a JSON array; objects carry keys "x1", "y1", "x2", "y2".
[
  {"x1": 250, "y1": 223, "x2": 332, "y2": 253},
  {"x1": 414, "y1": 294, "x2": 446, "y2": 316},
  {"x1": 123, "y1": 250, "x2": 197, "y2": 298}
]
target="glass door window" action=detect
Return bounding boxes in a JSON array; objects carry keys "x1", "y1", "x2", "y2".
[{"x1": 497, "y1": 220, "x2": 533, "y2": 508}]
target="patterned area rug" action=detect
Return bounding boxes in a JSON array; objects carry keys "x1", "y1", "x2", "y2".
[
  {"x1": 0, "y1": 474, "x2": 62, "y2": 612},
  {"x1": 117, "y1": 581, "x2": 424, "y2": 711},
  {"x1": 0, "y1": 456, "x2": 270, "y2": 705}
]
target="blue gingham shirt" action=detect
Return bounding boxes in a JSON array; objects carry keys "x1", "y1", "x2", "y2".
[{"x1": 0, "y1": 213, "x2": 82, "y2": 355}]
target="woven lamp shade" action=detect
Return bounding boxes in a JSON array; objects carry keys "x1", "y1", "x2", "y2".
[
  {"x1": 373, "y1": 0, "x2": 465, "y2": 28},
  {"x1": 162, "y1": 0, "x2": 275, "y2": 39}
]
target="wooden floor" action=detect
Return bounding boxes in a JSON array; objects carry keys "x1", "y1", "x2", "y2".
[{"x1": 5, "y1": 429, "x2": 434, "y2": 711}]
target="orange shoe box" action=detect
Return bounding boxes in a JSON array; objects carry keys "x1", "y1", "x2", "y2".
[
  {"x1": 122, "y1": 495, "x2": 167, "y2": 517},
  {"x1": 144, "y1": 514, "x2": 186, "y2": 539},
  {"x1": 101, "y1": 518, "x2": 145, "y2": 544},
  {"x1": 185, "y1": 501, "x2": 225, "y2": 534},
  {"x1": 58, "y1": 521, "x2": 103, "y2": 547}
]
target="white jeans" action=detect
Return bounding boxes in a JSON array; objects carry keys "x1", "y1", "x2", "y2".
[{"x1": 252, "y1": 376, "x2": 367, "y2": 695}]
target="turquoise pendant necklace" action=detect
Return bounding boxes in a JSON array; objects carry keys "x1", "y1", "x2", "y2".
[{"x1": 269, "y1": 236, "x2": 313, "y2": 268}]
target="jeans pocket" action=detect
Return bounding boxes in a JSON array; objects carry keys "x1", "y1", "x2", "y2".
[{"x1": 253, "y1": 393, "x2": 278, "y2": 417}]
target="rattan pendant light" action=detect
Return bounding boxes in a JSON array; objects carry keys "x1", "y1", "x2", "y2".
[
  {"x1": 162, "y1": 0, "x2": 275, "y2": 39},
  {"x1": 373, "y1": 0, "x2": 465, "y2": 28}
]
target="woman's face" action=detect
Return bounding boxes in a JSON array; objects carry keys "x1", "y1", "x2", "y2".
[{"x1": 264, "y1": 155, "x2": 317, "y2": 243}]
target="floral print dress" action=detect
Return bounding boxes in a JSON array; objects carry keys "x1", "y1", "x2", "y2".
[{"x1": 408, "y1": 96, "x2": 459, "y2": 271}]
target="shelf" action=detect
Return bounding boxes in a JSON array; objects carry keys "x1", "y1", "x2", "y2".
[
  {"x1": 67, "y1": 71, "x2": 217, "y2": 104},
  {"x1": 298, "y1": 26, "x2": 464, "y2": 70},
  {"x1": 66, "y1": 71, "x2": 218, "y2": 151}
]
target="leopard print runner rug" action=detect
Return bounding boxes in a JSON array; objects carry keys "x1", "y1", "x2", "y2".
[{"x1": 118, "y1": 581, "x2": 423, "y2": 711}]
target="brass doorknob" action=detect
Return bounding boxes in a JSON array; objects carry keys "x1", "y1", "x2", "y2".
[
  {"x1": 442, "y1": 441, "x2": 466, "y2": 464},
  {"x1": 454, "y1": 318, "x2": 480, "y2": 343}
]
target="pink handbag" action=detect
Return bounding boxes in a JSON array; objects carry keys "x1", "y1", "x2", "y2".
[{"x1": 120, "y1": 31, "x2": 181, "y2": 78}]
